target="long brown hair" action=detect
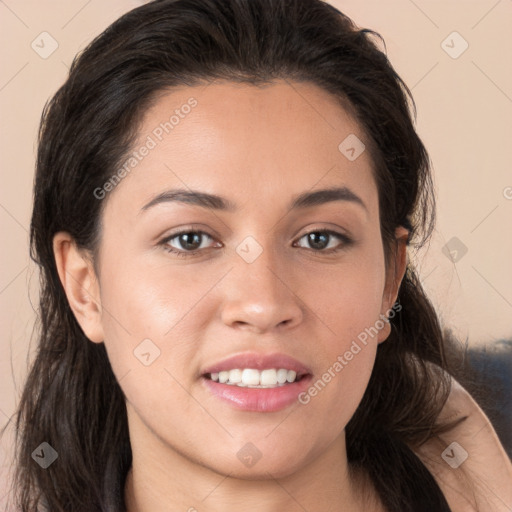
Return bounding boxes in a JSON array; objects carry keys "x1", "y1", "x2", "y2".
[{"x1": 4, "y1": 0, "x2": 467, "y2": 510}]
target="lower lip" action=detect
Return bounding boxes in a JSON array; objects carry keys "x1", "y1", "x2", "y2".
[{"x1": 202, "y1": 375, "x2": 313, "y2": 412}]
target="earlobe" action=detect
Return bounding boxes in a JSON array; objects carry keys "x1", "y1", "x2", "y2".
[{"x1": 53, "y1": 232, "x2": 104, "y2": 343}]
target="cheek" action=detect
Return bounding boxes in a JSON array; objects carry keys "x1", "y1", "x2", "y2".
[
  {"x1": 99, "y1": 243, "x2": 211, "y2": 330},
  {"x1": 304, "y1": 244, "x2": 386, "y2": 344},
  {"x1": 96, "y1": 253, "x2": 202, "y2": 376},
  {"x1": 296, "y1": 243, "x2": 386, "y2": 422},
  {"x1": 96, "y1": 260, "x2": 210, "y2": 429}
]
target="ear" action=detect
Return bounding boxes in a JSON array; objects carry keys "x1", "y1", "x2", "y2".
[
  {"x1": 53, "y1": 232, "x2": 104, "y2": 343},
  {"x1": 377, "y1": 226, "x2": 409, "y2": 343}
]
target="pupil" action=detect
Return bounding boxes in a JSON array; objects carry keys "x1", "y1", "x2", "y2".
[
  {"x1": 181, "y1": 233, "x2": 201, "y2": 250},
  {"x1": 309, "y1": 232, "x2": 328, "y2": 249}
]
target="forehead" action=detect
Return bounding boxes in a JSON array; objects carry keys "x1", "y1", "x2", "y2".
[{"x1": 104, "y1": 80, "x2": 378, "y2": 219}]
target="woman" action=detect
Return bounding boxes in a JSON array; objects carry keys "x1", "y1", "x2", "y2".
[{"x1": 6, "y1": 0, "x2": 511, "y2": 510}]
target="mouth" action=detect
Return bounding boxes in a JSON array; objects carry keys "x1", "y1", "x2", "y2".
[{"x1": 200, "y1": 352, "x2": 313, "y2": 412}]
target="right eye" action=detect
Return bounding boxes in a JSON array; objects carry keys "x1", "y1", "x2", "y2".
[{"x1": 160, "y1": 230, "x2": 220, "y2": 257}]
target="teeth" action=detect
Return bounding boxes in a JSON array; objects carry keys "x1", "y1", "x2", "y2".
[
  {"x1": 286, "y1": 370, "x2": 297, "y2": 383},
  {"x1": 276, "y1": 368, "x2": 288, "y2": 384},
  {"x1": 242, "y1": 369, "x2": 260, "y2": 386},
  {"x1": 260, "y1": 369, "x2": 277, "y2": 386},
  {"x1": 208, "y1": 368, "x2": 300, "y2": 387},
  {"x1": 228, "y1": 369, "x2": 242, "y2": 384}
]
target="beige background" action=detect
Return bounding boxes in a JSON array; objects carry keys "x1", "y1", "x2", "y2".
[{"x1": 1, "y1": 0, "x2": 511, "y2": 507}]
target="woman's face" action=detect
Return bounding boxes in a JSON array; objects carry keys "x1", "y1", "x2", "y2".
[{"x1": 88, "y1": 81, "x2": 404, "y2": 478}]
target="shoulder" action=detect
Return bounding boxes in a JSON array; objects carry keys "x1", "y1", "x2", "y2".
[{"x1": 412, "y1": 373, "x2": 512, "y2": 512}]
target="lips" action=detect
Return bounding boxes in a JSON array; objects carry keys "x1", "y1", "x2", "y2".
[{"x1": 200, "y1": 352, "x2": 313, "y2": 412}]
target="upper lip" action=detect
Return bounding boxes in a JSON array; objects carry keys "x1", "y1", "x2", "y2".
[{"x1": 201, "y1": 352, "x2": 312, "y2": 377}]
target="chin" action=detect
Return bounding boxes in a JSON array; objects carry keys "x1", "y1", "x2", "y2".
[{"x1": 206, "y1": 440, "x2": 314, "y2": 481}]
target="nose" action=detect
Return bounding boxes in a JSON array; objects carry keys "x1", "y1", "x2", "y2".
[{"x1": 219, "y1": 246, "x2": 304, "y2": 334}]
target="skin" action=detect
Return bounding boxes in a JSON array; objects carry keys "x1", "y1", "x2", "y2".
[
  {"x1": 53, "y1": 80, "x2": 412, "y2": 511},
  {"x1": 414, "y1": 378, "x2": 512, "y2": 511}
]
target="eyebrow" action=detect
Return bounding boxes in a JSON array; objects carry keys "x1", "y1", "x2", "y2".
[{"x1": 140, "y1": 186, "x2": 367, "y2": 213}]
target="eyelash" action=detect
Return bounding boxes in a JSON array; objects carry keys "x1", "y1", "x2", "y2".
[{"x1": 160, "y1": 228, "x2": 352, "y2": 258}]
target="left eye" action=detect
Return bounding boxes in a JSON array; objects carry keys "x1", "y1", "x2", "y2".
[{"x1": 294, "y1": 230, "x2": 347, "y2": 251}]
